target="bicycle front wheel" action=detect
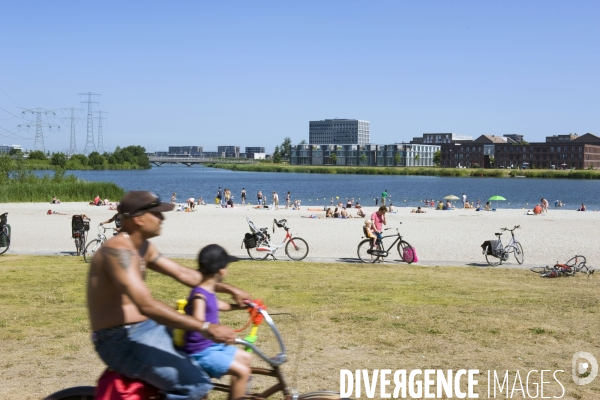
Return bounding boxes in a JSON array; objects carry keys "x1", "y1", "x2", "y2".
[
  {"x1": 485, "y1": 247, "x2": 501, "y2": 266},
  {"x1": 513, "y1": 242, "x2": 524, "y2": 264},
  {"x1": 531, "y1": 266, "x2": 551, "y2": 274},
  {"x1": 357, "y1": 239, "x2": 380, "y2": 263},
  {"x1": 247, "y1": 242, "x2": 270, "y2": 260},
  {"x1": 286, "y1": 237, "x2": 309, "y2": 261},
  {"x1": 397, "y1": 240, "x2": 415, "y2": 264},
  {"x1": 84, "y1": 239, "x2": 102, "y2": 263}
]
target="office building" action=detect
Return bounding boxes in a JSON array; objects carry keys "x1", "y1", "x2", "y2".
[
  {"x1": 309, "y1": 119, "x2": 370, "y2": 145},
  {"x1": 217, "y1": 146, "x2": 240, "y2": 158},
  {"x1": 290, "y1": 143, "x2": 440, "y2": 167},
  {"x1": 0, "y1": 144, "x2": 22, "y2": 154},
  {"x1": 245, "y1": 147, "x2": 265, "y2": 159},
  {"x1": 167, "y1": 146, "x2": 203, "y2": 155}
]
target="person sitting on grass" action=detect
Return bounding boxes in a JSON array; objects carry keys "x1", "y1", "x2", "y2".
[
  {"x1": 363, "y1": 220, "x2": 377, "y2": 248},
  {"x1": 181, "y1": 244, "x2": 252, "y2": 400}
]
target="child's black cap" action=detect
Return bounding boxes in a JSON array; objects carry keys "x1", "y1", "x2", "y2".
[{"x1": 198, "y1": 244, "x2": 239, "y2": 274}]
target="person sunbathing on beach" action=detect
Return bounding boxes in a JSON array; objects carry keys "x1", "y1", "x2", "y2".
[
  {"x1": 333, "y1": 207, "x2": 340, "y2": 218},
  {"x1": 533, "y1": 204, "x2": 542, "y2": 214},
  {"x1": 356, "y1": 207, "x2": 365, "y2": 218},
  {"x1": 52, "y1": 196, "x2": 61, "y2": 204},
  {"x1": 484, "y1": 202, "x2": 492, "y2": 211},
  {"x1": 388, "y1": 203, "x2": 394, "y2": 212},
  {"x1": 325, "y1": 207, "x2": 333, "y2": 218},
  {"x1": 411, "y1": 207, "x2": 426, "y2": 213},
  {"x1": 340, "y1": 207, "x2": 353, "y2": 218},
  {"x1": 577, "y1": 203, "x2": 586, "y2": 211}
]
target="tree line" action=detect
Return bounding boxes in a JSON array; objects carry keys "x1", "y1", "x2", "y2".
[{"x1": 9, "y1": 145, "x2": 150, "y2": 170}]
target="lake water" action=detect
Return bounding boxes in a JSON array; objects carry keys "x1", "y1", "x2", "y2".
[{"x1": 53, "y1": 165, "x2": 600, "y2": 210}]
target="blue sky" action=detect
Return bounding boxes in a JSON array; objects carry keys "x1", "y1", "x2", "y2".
[{"x1": 1, "y1": 1, "x2": 598, "y2": 153}]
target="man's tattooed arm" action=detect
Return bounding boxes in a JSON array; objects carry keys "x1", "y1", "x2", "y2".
[
  {"x1": 102, "y1": 247, "x2": 133, "y2": 271},
  {"x1": 149, "y1": 252, "x2": 163, "y2": 264}
]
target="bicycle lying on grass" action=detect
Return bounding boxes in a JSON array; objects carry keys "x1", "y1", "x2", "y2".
[
  {"x1": 43, "y1": 301, "x2": 349, "y2": 400},
  {"x1": 243, "y1": 217, "x2": 309, "y2": 261},
  {"x1": 356, "y1": 222, "x2": 415, "y2": 264},
  {"x1": 0, "y1": 212, "x2": 10, "y2": 255},
  {"x1": 84, "y1": 224, "x2": 117, "y2": 263},
  {"x1": 530, "y1": 255, "x2": 596, "y2": 277},
  {"x1": 481, "y1": 225, "x2": 524, "y2": 266}
]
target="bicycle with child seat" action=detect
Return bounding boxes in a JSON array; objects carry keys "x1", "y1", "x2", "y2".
[
  {"x1": 481, "y1": 225, "x2": 524, "y2": 266},
  {"x1": 43, "y1": 300, "x2": 350, "y2": 400},
  {"x1": 357, "y1": 222, "x2": 415, "y2": 264},
  {"x1": 243, "y1": 217, "x2": 309, "y2": 261},
  {"x1": 0, "y1": 213, "x2": 10, "y2": 255},
  {"x1": 83, "y1": 224, "x2": 117, "y2": 263}
]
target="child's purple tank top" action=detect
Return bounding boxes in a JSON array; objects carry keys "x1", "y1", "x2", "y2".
[{"x1": 182, "y1": 286, "x2": 220, "y2": 355}]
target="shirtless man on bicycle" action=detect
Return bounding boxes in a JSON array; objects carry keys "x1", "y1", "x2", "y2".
[{"x1": 88, "y1": 191, "x2": 251, "y2": 400}]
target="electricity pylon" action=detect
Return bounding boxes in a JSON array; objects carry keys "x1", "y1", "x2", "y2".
[
  {"x1": 60, "y1": 107, "x2": 84, "y2": 156},
  {"x1": 95, "y1": 110, "x2": 108, "y2": 154},
  {"x1": 79, "y1": 92, "x2": 100, "y2": 155},
  {"x1": 19, "y1": 108, "x2": 60, "y2": 153}
]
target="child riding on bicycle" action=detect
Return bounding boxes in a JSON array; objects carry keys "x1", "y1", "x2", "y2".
[
  {"x1": 180, "y1": 244, "x2": 252, "y2": 400},
  {"x1": 363, "y1": 220, "x2": 377, "y2": 248}
]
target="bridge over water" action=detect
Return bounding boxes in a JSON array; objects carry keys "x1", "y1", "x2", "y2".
[{"x1": 148, "y1": 156, "x2": 256, "y2": 167}]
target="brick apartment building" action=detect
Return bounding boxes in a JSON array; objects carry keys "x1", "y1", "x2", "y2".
[{"x1": 430, "y1": 133, "x2": 600, "y2": 169}]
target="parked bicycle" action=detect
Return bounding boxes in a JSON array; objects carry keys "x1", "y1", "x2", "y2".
[
  {"x1": 243, "y1": 217, "x2": 309, "y2": 261},
  {"x1": 0, "y1": 212, "x2": 10, "y2": 255},
  {"x1": 84, "y1": 224, "x2": 117, "y2": 263},
  {"x1": 481, "y1": 225, "x2": 524, "y2": 266},
  {"x1": 531, "y1": 255, "x2": 595, "y2": 277},
  {"x1": 43, "y1": 300, "x2": 348, "y2": 400},
  {"x1": 356, "y1": 222, "x2": 415, "y2": 264},
  {"x1": 71, "y1": 215, "x2": 90, "y2": 256}
]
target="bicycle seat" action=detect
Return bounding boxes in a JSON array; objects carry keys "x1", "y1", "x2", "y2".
[{"x1": 495, "y1": 232, "x2": 503, "y2": 236}]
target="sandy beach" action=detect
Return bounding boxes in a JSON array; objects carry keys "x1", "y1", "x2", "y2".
[{"x1": 1, "y1": 202, "x2": 599, "y2": 268}]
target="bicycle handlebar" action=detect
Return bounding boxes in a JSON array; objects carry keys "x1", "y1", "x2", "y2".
[
  {"x1": 500, "y1": 225, "x2": 520, "y2": 232},
  {"x1": 234, "y1": 303, "x2": 287, "y2": 367}
]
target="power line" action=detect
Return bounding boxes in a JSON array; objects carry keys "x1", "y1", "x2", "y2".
[
  {"x1": 60, "y1": 107, "x2": 84, "y2": 156},
  {"x1": 95, "y1": 110, "x2": 108, "y2": 154},
  {"x1": 19, "y1": 108, "x2": 60, "y2": 153},
  {"x1": 79, "y1": 92, "x2": 100, "y2": 155}
]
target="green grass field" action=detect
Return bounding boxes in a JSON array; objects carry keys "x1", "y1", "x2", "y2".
[{"x1": 0, "y1": 255, "x2": 598, "y2": 399}]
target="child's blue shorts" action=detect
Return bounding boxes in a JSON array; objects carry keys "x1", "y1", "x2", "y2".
[{"x1": 190, "y1": 343, "x2": 237, "y2": 378}]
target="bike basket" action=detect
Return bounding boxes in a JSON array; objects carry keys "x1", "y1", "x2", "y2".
[{"x1": 244, "y1": 232, "x2": 257, "y2": 249}]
